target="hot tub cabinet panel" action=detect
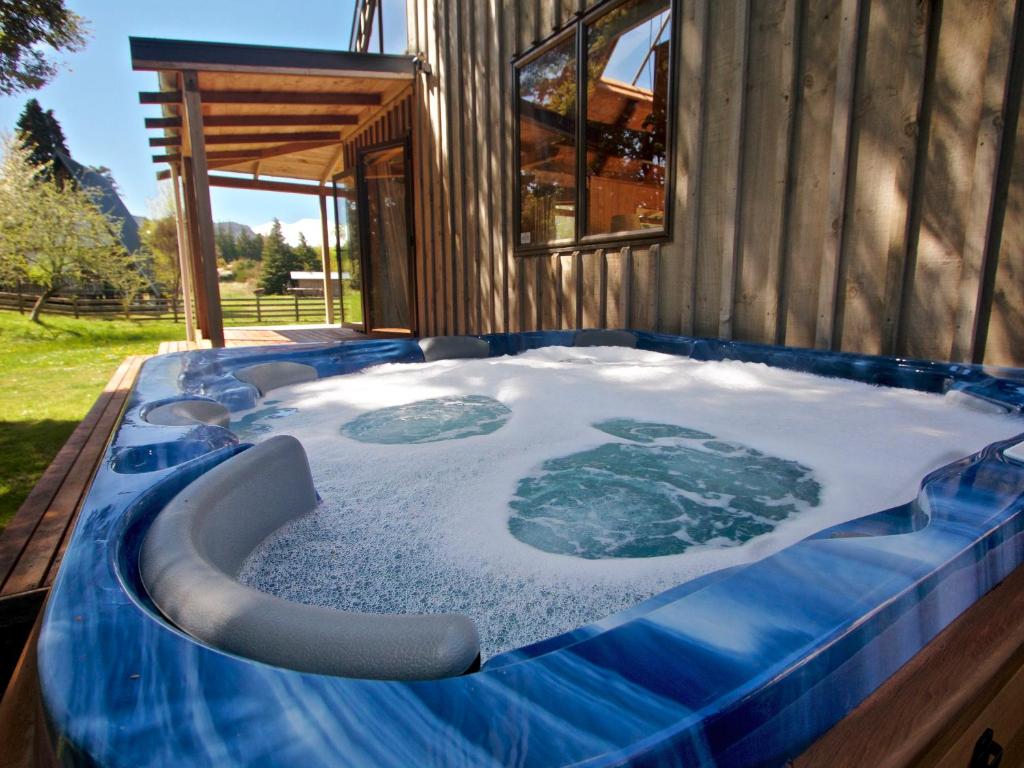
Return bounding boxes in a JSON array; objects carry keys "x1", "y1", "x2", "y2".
[{"x1": 36, "y1": 332, "x2": 1024, "y2": 767}]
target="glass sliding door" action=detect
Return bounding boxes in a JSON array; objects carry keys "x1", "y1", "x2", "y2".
[
  {"x1": 332, "y1": 173, "x2": 364, "y2": 328},
  {"x1": 357, "y1": 141, "x2": 416, "y2": 335}
]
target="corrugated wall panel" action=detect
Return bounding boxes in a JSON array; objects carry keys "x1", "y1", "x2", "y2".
[{"x1": 402, "y1": 0, "x2": 1023, "y2": 365}]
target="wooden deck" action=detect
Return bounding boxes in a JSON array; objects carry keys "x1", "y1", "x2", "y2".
[
  {"x1": 157, "y1": 325, "x2": 364, "y2": 354},
  {"x1": 0, "y1": 356, "x2": 148, "y2": 700}
]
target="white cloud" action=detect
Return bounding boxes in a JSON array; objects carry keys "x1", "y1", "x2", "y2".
[{"x1": 254, "y1": 218, "x2": 347, "y2": 248}]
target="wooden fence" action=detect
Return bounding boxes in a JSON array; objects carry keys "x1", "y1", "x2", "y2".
[{"x1": 0, "y1": 291, "x2": 341, "y2": 326}]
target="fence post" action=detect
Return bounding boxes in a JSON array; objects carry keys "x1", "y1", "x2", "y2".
[
  {"x1": 16, "y1": 282, "x2": 24, "y2": 315},
  {"x1": 172, "y1": 295, "x2": 179, "y2": 323},
  {"x1": 73, "y1": 296, "x2": 79, "y2": 318},
  {"x1": 294, "y1": 294, "x2": 299, "y2": 322}
]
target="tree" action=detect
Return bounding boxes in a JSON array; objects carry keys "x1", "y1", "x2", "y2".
[
  {"x1": 16, "y1": 98, "x2": 70, "y2": 184},
  {"x1": 0, "y1": 136, "x2": 138, "y2": 322},
  {"x1": 294, "y1": 232, "x2": 321, "y2": 271},
  {"x1": 258, "y1": 219, "x2": 300, "y2": 294},
  {"x1": 1, "y1": 1, "x2": 87, "y2": 95},
  {"x1": 215, "y1": 228, "x2": 238, "y2": 263},
  {"x1": 236, "y1": 229, "x2": 263, "y2": 261},
  {"x1": 140, "y1": 192, "x2": 182, "y2": 302}
]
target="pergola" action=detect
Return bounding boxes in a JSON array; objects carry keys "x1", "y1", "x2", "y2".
[{"x1": 131, "y1": 38, "x2": 415, "y2": 346}]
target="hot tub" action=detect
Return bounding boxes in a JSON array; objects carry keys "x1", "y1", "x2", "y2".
[{"x1": 37, "y1": 331, "x2": 1024, "y2": 766}]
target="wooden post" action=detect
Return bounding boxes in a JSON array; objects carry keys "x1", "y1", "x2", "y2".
[
  {"x1": 170, "y1": 164, "x2": 196, "y2": 342},
  {"x1": 72, "y1": 295, "x2": 79, "y2": 318},
  {"x1": 256, "y1": 294, "x2": 262, "y2": 323},
  {"x1": 16, "y1": 282, "x2": 23, "y2": 314},
  {"x1": 182, "y1": 70, "x2": 225, "y2": 348},
  {"x1": 319, "y1": 190, "x2": 336, "y2": 324},
  {"x1": 182, "y1": 158, "x2": 209, "y2": 339},
  {"x1": 294, "y1": 293, "x2": 300, "y2": 322}
]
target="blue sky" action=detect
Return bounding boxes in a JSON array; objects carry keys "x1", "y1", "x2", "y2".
[{"x1": 0, "y1": 0, "x2": 357, "y2": 226}]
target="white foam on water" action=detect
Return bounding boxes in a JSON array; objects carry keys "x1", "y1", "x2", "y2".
[{"x1": 237, "y1": 347, "x2": 1023, "y2": 659}]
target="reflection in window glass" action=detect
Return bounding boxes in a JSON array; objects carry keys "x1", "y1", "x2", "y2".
[
  {"x1": 586, "y1": 0, "x2": 670, "y2": 235},
  {"x1": 517, "y1": 36, "x2": 577, "y2": 247},
  {"x1": 333, "y1": 176, "x2": 363, "y2": 325}
]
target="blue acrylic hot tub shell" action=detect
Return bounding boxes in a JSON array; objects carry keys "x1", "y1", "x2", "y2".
[{"x1": 36, "y1": 331, "x2": 1024, "y2": 767}]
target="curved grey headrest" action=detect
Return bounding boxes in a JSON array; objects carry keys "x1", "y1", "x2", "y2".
[
  {"x1": 574, "y1": 329, "x2": 638, "y2": 348},
  {"x1": 234, "y1": 362, "x2": 318, "y2": 395},
  {"x1": 418, "y1": 335, "x2": 491, "y2": 362},
  {"x1": 145, "y1": 400, "x2": 230, "y2": 429},
  {"x1": 140, "y1": 435, "x2": 480, "y2": 680}
]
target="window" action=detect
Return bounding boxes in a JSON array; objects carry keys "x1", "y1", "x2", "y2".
[{"x1": 516, "y1": 0, "x2": 673, "y2": 250}]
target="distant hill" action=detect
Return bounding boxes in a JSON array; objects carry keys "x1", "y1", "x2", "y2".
[
  {"x1": 216, "y1": 221, "x2": 256, "y2": 238},
  {"x1": 130, "y1": 218, "x2": 257, "y2": 240},
  {"x1": 56, "y1": 152, "x2": 141, "y2": 254}
]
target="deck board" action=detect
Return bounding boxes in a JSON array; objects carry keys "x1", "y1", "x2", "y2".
[
  {"x1": 0, "y1": 354, "x2": 148, "y2": 708},
  {"x1": 0, "y1": 357, "x2": 140, "y2": 594},
  {"x1": 3, "y1": 356, "x2": 147, "y2": 596}
]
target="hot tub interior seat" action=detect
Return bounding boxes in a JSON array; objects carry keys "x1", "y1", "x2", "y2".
[
  {"x1": 139, "y1": 435, "x2": 480, "y2": 680},
  {"x1": 574, "y1": 329, "x2": 638, "y2": 348},
  {"x1": 419, "y1": 335, "x2": 491, "y2": 361},
  {"x1": 234, "y1": 361, "x2": 318, "y2": 395},
  {"x1": 144, "y1": 399, "x2": 230, "y2": 428}
]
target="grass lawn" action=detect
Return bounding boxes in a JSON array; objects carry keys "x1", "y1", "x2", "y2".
[
  {"x1": 0, "y1": 311, "x2": 183, "y2": 533},
  {"x1": 217, "y1": 279, "x2": 363, "y2": 325}
]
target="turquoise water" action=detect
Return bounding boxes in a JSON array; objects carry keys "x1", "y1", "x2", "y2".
[
  {"x1": 509, "y1": 419, "x2": 821, "y2": 559},
  {"x1": 232, "y1": 401, "x2": 298, "y2": 439},
  {"x1": 341, "y1": 395, "x2": 512, "y2": 444}
]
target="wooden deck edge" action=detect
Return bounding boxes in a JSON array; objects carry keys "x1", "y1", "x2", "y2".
[
  {"x1": 43, "y1": 356, "x2": 150, "y2": 586},
  {"x1": 0, "y1": 355, "x2": 149, "y2": 596},
  {"x1": 0, "y1": 600, "x2": 57, "y2": 768},
  {"x1": 1, "y1": 356, "x2": 148, "y2": 596},
  {"x1": 793, "y1": 562, "x2": 1024, "y2": 767},
  {"x1": 0, "y1": 357, "x2": 136, "y2": 587}
]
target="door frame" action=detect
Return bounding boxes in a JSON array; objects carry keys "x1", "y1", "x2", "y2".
[
  {"x1": 354, "y1": 136, "x2": 417, "y2": 336},
  {"x1": 331, "y1": 171, "x2": 364, "y2": 331}
]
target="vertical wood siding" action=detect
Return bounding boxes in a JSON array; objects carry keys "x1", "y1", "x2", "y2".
[{"x1": 405, "y1": 0, "x2": 1022, "y2": 365}]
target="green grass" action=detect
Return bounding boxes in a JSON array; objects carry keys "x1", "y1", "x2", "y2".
[
  {"x1": 0, "y1": 311, "x2": 183, "y2": 533},
  {"x1": 215, "y1": 280, "x2": 363, "y2": 326}
]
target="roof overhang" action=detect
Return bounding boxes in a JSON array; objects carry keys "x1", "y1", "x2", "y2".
[
  {"x1": 132, "y1": 37, "x2": 415, "y2": 189},
  {"x1": 130, "y1": 37, "x2": 414, "y2": 79}
]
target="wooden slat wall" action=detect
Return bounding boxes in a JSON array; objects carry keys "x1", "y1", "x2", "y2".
[
  {"x1": 341, "y1": 91, "x2": 414, "y2": 171},
  {"x1": 406, "y1": 0, "x2": 1023, "y2": 365}
]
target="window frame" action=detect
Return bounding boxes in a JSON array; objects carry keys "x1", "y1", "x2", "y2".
[{"x1": 512, "y1": 0, "x2": 678, "y2": 256}]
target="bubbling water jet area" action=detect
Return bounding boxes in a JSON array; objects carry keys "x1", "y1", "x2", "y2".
[
  {"x1": 235, "y1": 345, "x2": 1020, "y2": 659},
  {"x1": 38, "y1": 331, "x2": 1024, "y2": 767}
]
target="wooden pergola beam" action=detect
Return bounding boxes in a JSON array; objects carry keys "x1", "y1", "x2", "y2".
[
  {"x1": 169, "y1": 164, "x2": 197, "y2": 343},
  {"x1": 129, "y1": 36, "x2": 415, "y2": 80},
  {"x1": 206, "y1": 114, "x2": 360, "y2": 127},
  {"x1": 140, "y1": 90, "x2": 382, "y2": 106},
  {"x1": 204, "y1": 174, "x2": 350, "y2": 196},
  {"x1": 182, "y1": 71, "x2": 225, "y2": 348},
  {"x1": 181, "y1": 157, "x2": 209, "y2": 338},
  {"x1": 150, "y1": 130, "x2": 342, "y2": 147},
  {"x1": 146, "y1": 115, "x2": 361, "y2": 130},
  {"x1": 155, "y1": 138, "x2": 341, "y2": 167},
  {"x1": 145, "y1": 116, "x2": 182, "y2": 129},
  {"x1": 154, "y1": 149, "x2": 261, "y2": 163}
]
